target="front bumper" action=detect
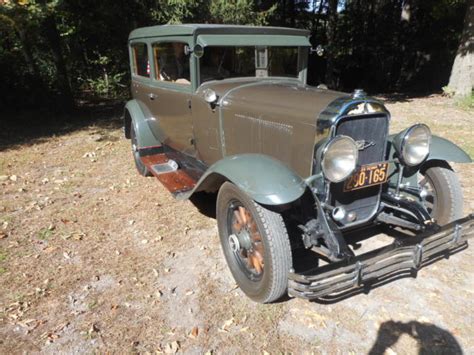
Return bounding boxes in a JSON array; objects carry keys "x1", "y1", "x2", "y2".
[{"x1": 288, "y1": 214, "x2": 474, "y2": 300}]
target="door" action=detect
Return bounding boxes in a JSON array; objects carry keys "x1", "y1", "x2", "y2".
[{"x1": 147, "y1": 41, "x2": 195, "y2": 157}]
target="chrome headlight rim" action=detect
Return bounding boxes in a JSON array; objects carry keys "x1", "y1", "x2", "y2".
[
  {"x1": 321, "y1": 135, "x2": 359, "y2": 183},
  {"x1": 400, "y1": 123, "x2": 431, "y2": 166}
]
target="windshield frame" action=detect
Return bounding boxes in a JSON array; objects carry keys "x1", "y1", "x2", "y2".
[{"x1": 195, "y1": 45, "x2": 308, "y2": 89}]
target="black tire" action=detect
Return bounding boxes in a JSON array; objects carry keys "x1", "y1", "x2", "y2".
[
  {"x1": 419, "y1": 162, "x2": 463, "y2": 225},
  {"x1": 216, "y1": 182, "x2": 292, "y2": 303},
  {"x1": 130, "y1": 124, "x2": 151, "y2": 177}
]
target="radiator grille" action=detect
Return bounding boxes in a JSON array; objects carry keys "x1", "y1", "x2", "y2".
[{"x1": 329, "y1": 114, "x2": 389, "y2": 227}]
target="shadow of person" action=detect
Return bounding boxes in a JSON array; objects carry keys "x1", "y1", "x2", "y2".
[{"x1": 369, "y1": 320, "x2": 463, "y2": 355}]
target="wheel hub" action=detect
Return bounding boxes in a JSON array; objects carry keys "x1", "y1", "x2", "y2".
[
  {"x1": 228, "y1": 204, "x2": 265, "y2": 277},
  {"x1": 229, "y1": 234, "x2": 240, "y2": 253},
  {"x1": 236, "y1": 228, "x2": 252, "y2": 250}
]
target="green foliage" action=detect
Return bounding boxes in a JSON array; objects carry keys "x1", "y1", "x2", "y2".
[
  {"x1": 456, "y1": 92, "x2": 474, "y2": 111},
  {"x1": 0, "y1": 250, "x2": 7, "y2": 262},
  {"x1": 442, "y1": 86, "x2": 456, "y2": 97},
  {"x1": 209, "y1": 0, "x2": 276, "y2": 25},
  {"x1": 0, "y1": 0, "x2": 470, "y2": 111},
  {"x1": 84, "y1": 72, "x2": 127, "y2": 98},
  {"x1": 37, "y1": 226, "x2": 54, "y2": 240}
]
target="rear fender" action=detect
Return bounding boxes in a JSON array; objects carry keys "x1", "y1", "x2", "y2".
[
  {"x1": 178, "y1": 154, "x2": 307, "y2": 206},
  {"x1": 123, "y1": 99, "x2": 160, "y2": 148}
]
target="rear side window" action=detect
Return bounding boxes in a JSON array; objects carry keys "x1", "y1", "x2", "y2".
[
  {"x1": 153, "y1": 42, "x2": 191, "y2": 85},
  {"x1": 131, "y1": 43, "x2": 149, "y2": 77}
]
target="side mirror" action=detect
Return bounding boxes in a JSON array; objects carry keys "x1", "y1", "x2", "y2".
[
  {"x1": 184, "y1": 44, "x2": 204, "y2": 58},
  {"x1": 310, "y1": 45, "x2": 325, "y2": 57}
]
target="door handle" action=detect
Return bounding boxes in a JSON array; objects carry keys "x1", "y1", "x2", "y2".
[{"x1": 148, "y1": 93, "x2": 157, "y2": 100}]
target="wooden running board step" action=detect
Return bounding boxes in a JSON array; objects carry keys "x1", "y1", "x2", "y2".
[{"x1": 140, "y1": 153, "x2": 197, "y2": 194}]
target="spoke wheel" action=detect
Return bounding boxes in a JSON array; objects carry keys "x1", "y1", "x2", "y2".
[
  {"x1": 217, "y1": 182, "x2": 292, "y2": 303},
  {"x1": 418, "y1": 174, "x2": 437, "y2": 216},
  {"x1": 418, "y1": 163, "x2": 463, "y2": 225},
  {"x1": 227, "y1": 203, "x2": 265, "y2": 281}
]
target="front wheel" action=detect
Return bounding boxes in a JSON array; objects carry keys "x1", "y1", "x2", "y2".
[
  {"x1": 216, "y1": 182, "x2": 292, "y2": 303},
  {"x1": 418, "y1": 162, "x2": 463, "y2": 225}
]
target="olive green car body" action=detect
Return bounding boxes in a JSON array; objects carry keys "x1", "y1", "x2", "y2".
[{"x1": 124, "y1": 24, "x2": 471, "y2": 208}]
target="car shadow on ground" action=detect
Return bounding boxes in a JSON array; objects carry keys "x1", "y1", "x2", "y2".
[
  {"x1": 369, "y1": 320, "x2": 463, "y2": 354},
  {"x1": 0, "y1": 99, "x2": 124, "y2": 152}
]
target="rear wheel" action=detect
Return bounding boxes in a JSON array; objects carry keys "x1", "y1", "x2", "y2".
[
  {"x1": 216, "y1": 182, "x2": 292, "y2": 303},
  {"x1": 418, "y1": 162, "x2": 463, "y2": 225},
  {"x1": 130, "y1": 124, "x2": 151, "y2": 177}
]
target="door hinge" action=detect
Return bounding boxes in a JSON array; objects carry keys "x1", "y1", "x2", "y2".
[{"x1": 187, "y1": 99, "x2": 192, "y2": 110}]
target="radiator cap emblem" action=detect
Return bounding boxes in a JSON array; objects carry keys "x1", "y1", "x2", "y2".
[
  {"x1": 352, "y1": 89, "x2": 367, "y2": 99},
  {"x1": 355, "y1": 140, "x2": 375, "y2": 150}
]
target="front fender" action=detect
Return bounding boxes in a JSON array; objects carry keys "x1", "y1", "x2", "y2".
[
  {"x1": 387, "y1": 134, "x2": 472, "y2": 163},
  {"x1": 124, "y1": 99, "x2": 160, "y2": 148},
  {"x1": 178, "y1": 154, "x2": 307, "y2": 205}
]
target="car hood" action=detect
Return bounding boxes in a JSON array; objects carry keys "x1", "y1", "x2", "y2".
[
  {"x1": 197, "y1": 79, "x2": 348, "y2": 177},
  {"x1": 200, "y1": 79, "x2": 347, "y2": 127}
]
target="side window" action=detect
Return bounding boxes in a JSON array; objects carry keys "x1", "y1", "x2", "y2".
[
  {"x1": 131, "y1": 43, "x2": 149, "y2": 77},
  {"x1": 153, "y1": 42, "x2": 190, "y2": 85}
]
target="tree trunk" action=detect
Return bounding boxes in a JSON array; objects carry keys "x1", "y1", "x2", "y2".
[
  {"x1": 448, "y1": 3, "x2": 474, "y2": 97},
  {"x1": 42, "y1": 11, "x2": 75, "y2": 110},
  {"x1": 325, "y1": 0, "x2": 338, "y2": 89}
]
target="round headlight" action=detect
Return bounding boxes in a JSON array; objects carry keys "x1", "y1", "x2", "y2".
[
  {"x1": 401, "y1": 124, "x2": 431, "y2": 166},
  {"x1": 322, "y1": 136, "x2": 358, "y2": 183}
]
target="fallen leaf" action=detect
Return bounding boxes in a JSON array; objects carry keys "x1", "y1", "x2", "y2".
[
  {"x1": 88, "y1": 323, "x2": 99, "y2": 335},
  {"x1": 43, "y1": 246, "x2": 58, "y2": 254},
  {"x1": 164, "y1": 341, "x2": 180, "y2": 354},
  {"x1": 189, "y1": 326, "x2": 199, "y2": 338},
  {"x1": 221, "y1": 317, "x2": 234, "y2": 332}
]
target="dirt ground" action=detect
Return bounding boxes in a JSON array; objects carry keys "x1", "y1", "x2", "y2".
[{"x1": 0, "y1": 95, "x2": 473, "y2": 354}]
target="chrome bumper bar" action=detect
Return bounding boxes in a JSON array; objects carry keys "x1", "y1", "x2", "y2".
[{"x1": 288, "y1": 214, "x2": 474, "y2": 300}]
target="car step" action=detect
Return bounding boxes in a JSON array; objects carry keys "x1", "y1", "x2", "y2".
[
  {"x1": 150, "y1": 160, "x2": 179, "y2": 175},
  {"x1": 140, "y1": 153, "x2": 197, "y2": 194}
]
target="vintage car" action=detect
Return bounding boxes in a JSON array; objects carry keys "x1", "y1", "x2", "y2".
[{"x1": 124, "y1": 24, "x2": 473, "y2": 303}]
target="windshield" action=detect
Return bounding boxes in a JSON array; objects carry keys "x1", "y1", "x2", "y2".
[{"x1": 199, "y1": 46, "x2": 299, "y2": 83}]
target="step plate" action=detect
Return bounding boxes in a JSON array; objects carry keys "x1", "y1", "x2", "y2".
[{"x1": 140, "y1": 153, "x2": 196, "y2": 194}]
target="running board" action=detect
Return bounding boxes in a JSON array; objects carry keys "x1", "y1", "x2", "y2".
[{"x1": 140, "y1": 153, "x2": 197, "y2": 194}]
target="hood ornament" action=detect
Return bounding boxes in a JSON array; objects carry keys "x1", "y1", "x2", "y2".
[{"x1": 355, "y1": 140, "x2": 375, "y2": 150}]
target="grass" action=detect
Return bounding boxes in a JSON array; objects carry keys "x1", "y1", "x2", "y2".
[
  {"x1": 456, "y1": 93, "x2": 474, "y2": 111},
  {"x1": 0, "y1": 249, "x2": 7, "y2": 275},
  {"x1": 37, "y1": 226, "x2": 55, "y2": 240},
  {"x1": 0, "y1": 250, "x2": 7, "y2": 262}
]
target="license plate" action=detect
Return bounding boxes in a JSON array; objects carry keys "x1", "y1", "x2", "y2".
[{"x1": 344, "y1": 162, "x2": 389, "y2": 191}]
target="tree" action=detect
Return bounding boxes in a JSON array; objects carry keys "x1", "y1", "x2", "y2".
[
  {"x1": 448, "y1": 2, "x2": 473, "y2": 96},
  {"x1": 325, "y1": 0, "x2": 338, "y2": 88}
]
